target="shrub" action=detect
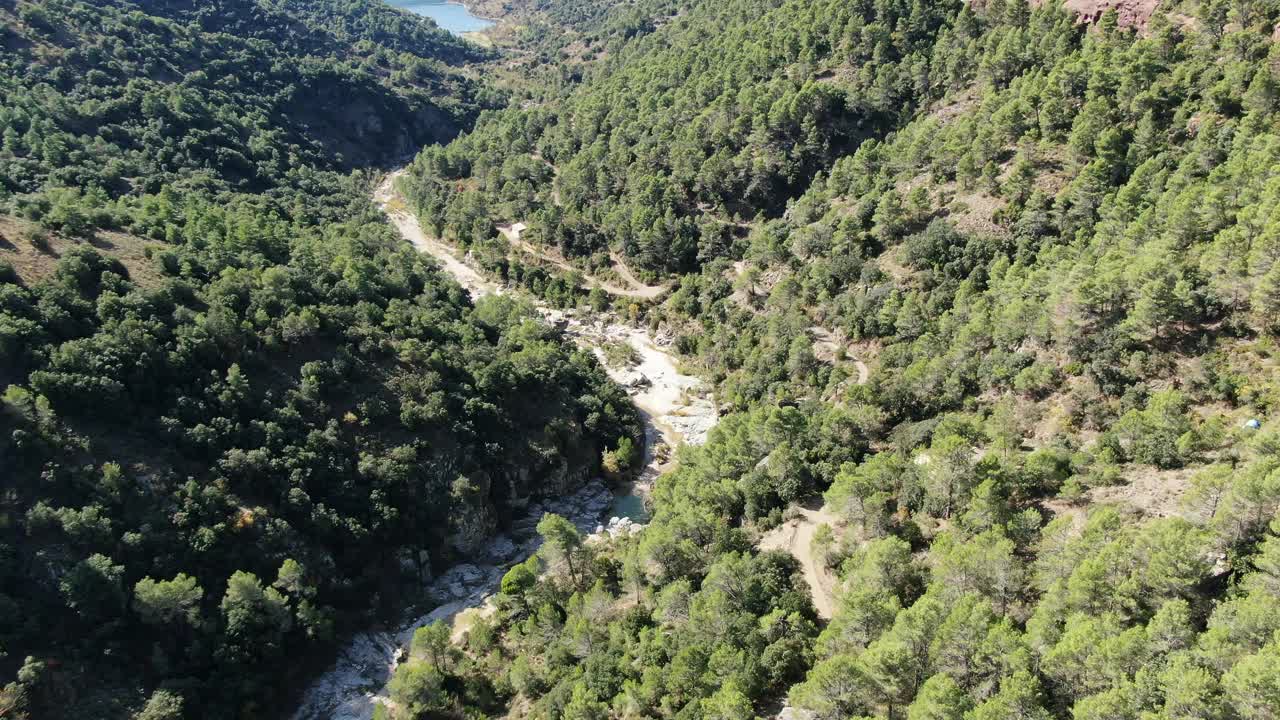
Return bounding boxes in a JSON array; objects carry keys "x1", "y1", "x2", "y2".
[{"x1": 22, "y1": 226, "x2": 50, "y2": 252}]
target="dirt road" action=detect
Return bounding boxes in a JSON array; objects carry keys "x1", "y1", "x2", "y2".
[
  {"x1": 809, "y1": 326, "x2": 869, "y2": 385},
  {"x1": 609, "y1": 251, "x2": 668, "y2": 300},
  {"x1": 757, "y1": 500, "x2": 840, "y2": 620},
  {"x1": 498, "y1": 223, "x2": 669, "y2": 300},
  {"x1": 375, "y1": 173, "x2": 497, "y2": 299}
]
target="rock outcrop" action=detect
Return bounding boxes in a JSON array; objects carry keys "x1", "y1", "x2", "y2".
[{"x1": 1061, "y1": 0, "x2": 1162, "y2": 29}]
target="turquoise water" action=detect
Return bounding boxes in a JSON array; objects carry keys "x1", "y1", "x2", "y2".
[
  {"x1": 387, "y1": 0, "x2": 493, "y2": 34},
  {"x1": 610, "y1": 493, "x2": 650, "y2": 523}
]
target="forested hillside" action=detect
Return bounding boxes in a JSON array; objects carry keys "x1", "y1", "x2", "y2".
[
  {"x1": 0, "y1": 0, "x2": 492, "y2": 202},
  {"x1": 389, "y1": 0, "x2": 1280, "y2": 718},
  {"x1": 0, "y1": 1, "x2": 640, "y2": 718},
  {"x1": 404, "y1": 0, "x2": 966, "y2": 272}
]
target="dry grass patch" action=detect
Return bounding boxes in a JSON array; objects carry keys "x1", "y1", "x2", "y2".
[{"x1": 0, "y1": 216, "x2": 165, "y2": 289}]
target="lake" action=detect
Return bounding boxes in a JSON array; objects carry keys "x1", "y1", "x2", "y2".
[{"x1": 387, "y1": 0, "x2": 493, "y2": 34}]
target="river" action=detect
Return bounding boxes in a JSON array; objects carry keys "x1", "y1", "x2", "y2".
[{"x1": 288, "y1": 174, "x2": 716, "y2": 720}]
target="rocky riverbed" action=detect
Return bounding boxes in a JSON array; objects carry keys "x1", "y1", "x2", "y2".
[
  {"x1": 289, "y1": 173, "x2": 720, "y2": 720},
  {"x1": 291, "y1": 481, "x2": 615, "y2": 720}
]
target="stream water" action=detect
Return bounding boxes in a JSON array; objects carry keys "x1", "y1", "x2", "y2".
[
  {"x1": 288, "y1": 174, "x2": 716, "y2": 719},
  {"x1": 610, "y1": 493, "x2": 649, "y2": 523}
]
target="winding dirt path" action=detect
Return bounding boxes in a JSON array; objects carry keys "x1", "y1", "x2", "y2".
[
  {"x1": 757, "y1": 500, "x2": 840, "y2": 620},
  {"x1": 498, "y1": 223, "x2": 669, "y2": 300},
  {"x1": 609, "y1": 251, "x2": 668, "y2": 300},
  {"x1": 810, "y1": 326, "x2": 869, "y2": 385}
]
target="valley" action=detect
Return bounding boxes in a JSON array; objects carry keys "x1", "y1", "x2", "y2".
[
  {"x1": 5, "y1": 0, "x2": 1280, "y2": 718},
  {"x1": 291, "y1": 171, "x2": 720, "y2": 719}
]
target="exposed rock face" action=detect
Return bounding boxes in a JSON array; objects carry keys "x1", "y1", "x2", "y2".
[
  {"x1": 447, "y1": 474, "x2": 497, "y2": 556},
  {"x1": 538, "y1": 453, "x2": 578, "y2": 496},
  {"x1": 1061, "y1": 0, "x2": 1161, "y2": 29},
  {"x1": 449, "y1": 447, "x2": 597, "y2": 555},
  {"x1": 293, "y1": 479, "x2": 616, "y2": 720},
  {"x1": 1005, "y1": 0, "x2": 1165, "y2": 30},
  {"x1": 286, "y1": 77, "x2": 460, "y2": 168}
]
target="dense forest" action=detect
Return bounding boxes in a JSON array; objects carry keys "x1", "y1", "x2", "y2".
[
  {"x1": 0, "y1": 1, "x2": 637, "y2": 718},
  {"x1": 386, "y1": 0, "x2": 1280, "y2": 718},
  {"x1": 6, "y1": 0, "x2": 1280, "y2": 718},
  {"x1": 0, "y1": 0, "x2": 495, "y2": 201}
]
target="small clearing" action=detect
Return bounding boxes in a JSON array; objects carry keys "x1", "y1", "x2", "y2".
[
  {"x1": 876, "y1": 245, "x2": 916, "y2": 284},
  {"x1": 0, "y1": 215, "x2": 165, "y2": 288},
  {"x1": 1090, "y1": 465, "x2": 1203, "y2": 521},
  {"x1": 1041, "y1": 464, "x2": 1204, "y2": 527}
]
